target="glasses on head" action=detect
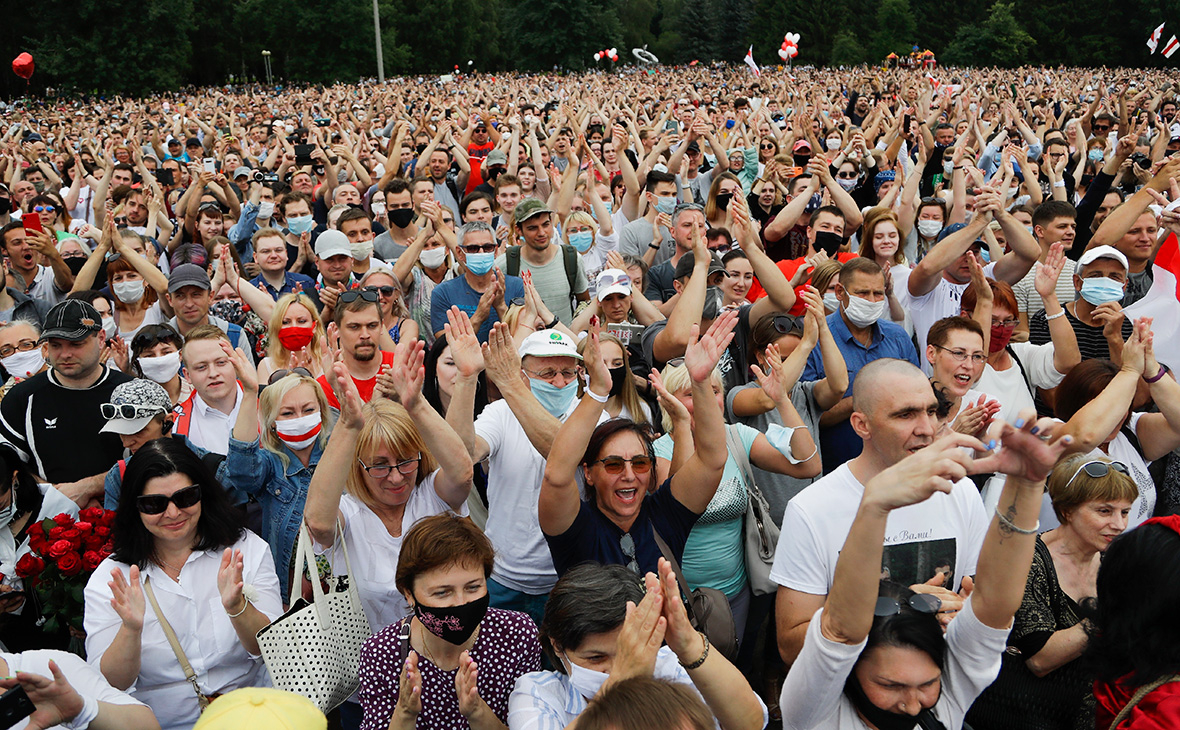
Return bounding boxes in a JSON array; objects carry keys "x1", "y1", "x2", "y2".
[
  {"x1": 339, "y1": 289, "x2": 379, "y2": 304},
  {"x1": 507, "y1": 297, "x2": 526, "y2": 308},
  {"x1": 364, "y1": 285, "x2": 397, "y2": 297},
  {"x1": 136, "y1": 484, "x2": 202, "y2": 515},
  {"x1": 131, "y1": 325, "x2": 181, "y2": 352},
  {"x1": 620, "y1": 532, "x2": 639, "y2": 575},
  {"x1": 101, "y1": 403, "x2": 166, "y2": 420},
  {"x1": 991, "y1": 318, "x2": 1018, "y2": 329},
  {"x1": 462, "y1": 243, "x2": 497, "y2": 254},
  {"x1": 268, "y1": 367, "x2": 313, "y2": 385},
  {"x1": 932, "y1": 344, "x2": 986, "y2": 364},
  {"x1": 597, "y1": 271, "x2": 631, "y2": 290},
  {"x1": 524, "y1": 367, "x2": 580, "y2": 381},
  {"x1": 594, "y1": 455, "x2": 654, "y2": 475},
  {"x1": 0, "y1": 340, "x2": 37, "y2": 359},
  {"x1": 672, "y1": 203, "x2": 705, "y2": 215},
  {"x1": 33, "y1": 205, "x2": 55, "y2": 213},
  {"x1": 1064, "y1": 460, "x2": 1130, "y2": 491},
  {"x1": 666, "y1": 357, "x2": 686, "y2": 368},
  {"x1": 874, "y1": 593, "x2": 942, "y2": 617},
  {"x1": 772, "y1": 314, "x2": 800, "y2": 335},
  {"x1": 357, "y1": 454, "x2": 421, "y2": 479}
]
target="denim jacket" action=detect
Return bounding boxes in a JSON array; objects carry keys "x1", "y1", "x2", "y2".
[{"x1": 224, "y1": 436, "x2": 322, "y2": 602}]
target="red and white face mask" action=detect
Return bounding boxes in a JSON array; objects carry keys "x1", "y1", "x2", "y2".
[{"x1": 274, "y1": 413, "x2": 321, "y2": 450}]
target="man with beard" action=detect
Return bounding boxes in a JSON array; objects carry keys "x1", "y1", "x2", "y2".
[{"x1": 315, "y1": 290, "x2": 394, "y2": 409}]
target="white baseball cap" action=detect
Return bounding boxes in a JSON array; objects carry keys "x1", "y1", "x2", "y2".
[
  {"x1": 596, "y1": 269, "x2": 632, "y2": 301},
  {"x1": 314, "y1": 230, "x2": 351, "y2": 259},
  {"x1": 1078, "y1": 245, "x2": 1129, "y2": 270},
  {"x1": 518, "y1": 330, "x2": 582, "y2": 360}
]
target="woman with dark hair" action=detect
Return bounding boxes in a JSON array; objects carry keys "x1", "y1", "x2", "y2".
[
  {"x1": 781, "y1": 410, "x2": 1070, "y2": 730},
  {"x1": 1089, "y1": 515, "x2": 1180, "y2": 727},
  {"x1": 129, "y1": 324, "x2": 191, "y2": 407},
  {"x1": 540, "y1": 314, "x2": 735, "y2": 577},
  {"x1": 83, "y1": 438, "x2": 281, "y2": 730},
  {"x1": 704, "y1": 172, "x2": 742, "y2": 230},
  {"x1": 508, "y1": 561, "x2": 766, "y2": 729},
  {"x1": 358, "y1": 513, "x2": 540, "y2": 730}
]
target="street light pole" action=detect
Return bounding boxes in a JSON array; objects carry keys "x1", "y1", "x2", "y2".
[
  {"x1": 261, "y1": 50, "x2": 272, "y2": 86},
  {"x1": 372, "y1": 0, "x2": 385, "y2": 83}
]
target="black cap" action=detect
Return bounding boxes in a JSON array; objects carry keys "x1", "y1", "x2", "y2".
[
  {"x1": 185, "y1": 136, "x2": 202, "y2": 148},
  {"x1": 39, "y1": 300, "x2": 103, "y2": 343},
  {"x1": 674, "y1": 251, "x2": 729, "y2": 281}
]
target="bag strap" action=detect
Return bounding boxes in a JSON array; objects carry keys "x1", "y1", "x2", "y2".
[
  {"x1": 725, "y1": 424, "x2": 757, "y2": 500},
  {"x1": 143, "y1": 575, "x2": 206, "y2": 704},
  {"x1": 1005, "y1": 344, "x2": 1035, "y2": 398},
  {"x1": 1108, "y1": 674, "x2": 1180, "y2": 730},
  {"x1": 561, "y1": 244, "x2": 579, "y2": 294},
  {"x1": 506, "y1": 246, "x2": 521, "y2": 277},
  {"x1": 650, "y1": 528, "x2": 699, "y2": 623}
]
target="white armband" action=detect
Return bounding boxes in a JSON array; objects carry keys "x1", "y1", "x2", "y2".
[
  {"x1": 766, "y1": 423, "x2": 817, "y2": 465},
  {"x1": 64, "y1": 694, "x2": 99, "y2": 730}
]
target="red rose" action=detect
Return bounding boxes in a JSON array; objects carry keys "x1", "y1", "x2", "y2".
[
  {"x1": 47, "y1": 540, "x2": 72, "y2": 559},
  {"x1": 98, "y1": 548, "x2": 112, "y2": 561},
  {"x1": 56, "y1": 553, "x2": 82, "y2": 576},
  {"x1": 82, "y1": 535, "x2": 103, "y2": 551},
  {"x1": 98, "y1": 511, "x2": 115, "y2": 527},
  {"x1": 81, "y1": 550, "x2": 103, "y2": 571},
  {"x1": 48, "y1": 526, "x2": 65, "y2": 540},
  {"x1": 52, "y1": 514, "x2": 74, "y2": 527},
  {"x1": 73, "y1": 521, "x2": 93, "y2": 534},
  {"x1": 60, "y1": 529, "x2": 83, "y2": 546},
  {"x1": 93, "y1": 526, "x2": 111, "y2": 539},
  {"x1": 15, "y1": 554, "x2": 44, "y2": 579},
  {"x1": 79, "y1": 507, "x2": 104, "y2": 522}
]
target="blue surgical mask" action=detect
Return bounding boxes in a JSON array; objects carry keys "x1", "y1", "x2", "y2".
[
  {"x1": 655, "y1": 196, "x2": 676, "y2": 215},
  {"x1": 465, "y1": 251, "x2": 496, "y2": 276},
  {"x1": 1080, "y1": 276, "x2": 1125, "y2": 305},
  {"x1": 569, "y1": 230, "x2": 595, "y2": 253},
  {"x1": 603, "y1": 200, "x2": 613, "y2": 214},
  {"x1": 979, "y1": 247, "x2": 991, "y2": 263},
  {"x1": 287, "y1": 214, "x2": 314, "y2": 234},
  {"x1": 1087, "y1": 149, "x2": 1105, "y2": 162},
  {"x1": 529, "y1": 377, "x2": 579, "y2": 417}
]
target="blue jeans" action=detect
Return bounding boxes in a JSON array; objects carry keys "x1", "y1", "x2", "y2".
[{"x1": 487, "y1": 577, "x2": 549, "y2": 627}]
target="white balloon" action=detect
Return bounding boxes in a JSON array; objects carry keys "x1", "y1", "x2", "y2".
[{"x1": 778, "y1": 48, "x2": 789, "y2": 60}]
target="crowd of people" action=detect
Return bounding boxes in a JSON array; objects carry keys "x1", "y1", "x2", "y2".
[{"x1": 0, "y1": 61, "x2": 1178, "y2": 729}]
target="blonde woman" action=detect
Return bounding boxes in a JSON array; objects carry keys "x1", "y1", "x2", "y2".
[{"x1": 257, "y1": 292, "x2": 327, "y2": 384}]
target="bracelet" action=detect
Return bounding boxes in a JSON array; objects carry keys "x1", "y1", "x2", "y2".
[
  {"x1": 648, "y1": 242, "x2": 662, "y2": 250},
  {"x1": 584, "y1": 388, "x2": 609, "y2": 403},
  {"x1": 680, "y1": 631, "x2": 711, "y2": 670},
  {"x1": 1053, "y1": 180, "x2": 1066, "y2": 188},
  {"x1": 996, "y1": 509, "x2": 1039, "y2": 535},
  {"x1": 1045, "y1": 309, "x2": 1066, "y2": 321},
  {"x1": 226, "y1": 597, "x2": 250, "y2": 618},
  {"x1": 1146, "y1": 363, "x2": 1171, "y2": 384},
  {"x1": 542, "y1": 315, "x2": 559, "y2": 330}
]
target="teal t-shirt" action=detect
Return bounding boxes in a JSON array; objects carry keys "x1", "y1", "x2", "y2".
[{"x1": 653, "y1": 423, "x2": 757, "y2": 598}]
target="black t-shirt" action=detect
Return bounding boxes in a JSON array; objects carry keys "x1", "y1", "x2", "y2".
[
  {"x1": 0, "y1": 365, "x2": 132, "y2": 483},
  {"x1": 637, "y1": 303, "x2": 754, "y2": 393}
]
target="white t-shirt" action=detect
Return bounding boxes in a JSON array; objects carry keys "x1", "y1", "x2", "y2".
[
  {"x1": 315, "y1": 469, "x2": 468, "y2": 632},
  {"x1": 2, "y1": 650, "x2": 146, "y2": 730},
  {"x1": 974, "y1": 341, "x2": 1067, "y2": 424},
  {"x1": 780, "y1": 601, "x2": 1009, "y2": 730},
  {"x1": 116, "y1": 300, "x2": 166, "y2": 343},
  {"x1": 770, "y1": 462, "x2": 989, "y2": 594},
  {"x1": 907, "y1": 262, "x2": 997, "y2": 375},
  {"x1": 84, "y1": 531, "x2": 282, "y2": 730}
]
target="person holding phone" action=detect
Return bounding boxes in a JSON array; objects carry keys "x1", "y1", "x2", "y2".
[{"x1": 1, "y1": 220, "x2": 74, "y2": 305}]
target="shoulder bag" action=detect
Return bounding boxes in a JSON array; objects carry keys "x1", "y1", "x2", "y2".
[
  {"x1": 651, "y1": 528, "x2": 738, "y2": 661},
  {"x1": 143, "y1": 575, "x2": 217, "y2": 712},
  {"x1": 726, "y1": 424, "x2": 782, "y2": 596}
]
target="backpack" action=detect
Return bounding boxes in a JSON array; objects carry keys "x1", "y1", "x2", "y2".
[{"x1": 504, "y1": 244, "x2": 580, "y2": 299}]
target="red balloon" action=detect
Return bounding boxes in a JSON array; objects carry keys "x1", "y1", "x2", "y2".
[{"x1": 12, "y1": 52, "x2": 33, "y2": 81}]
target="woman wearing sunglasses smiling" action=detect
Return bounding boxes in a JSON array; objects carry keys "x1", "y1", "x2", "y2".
[{"x1": 84, "y1": 437, "x2": 282, "y2": 730}]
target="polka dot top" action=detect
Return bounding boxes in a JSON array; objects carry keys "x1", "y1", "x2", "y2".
[{"x1": 358, "y1": 607, "x2": 541, "y2": 730}]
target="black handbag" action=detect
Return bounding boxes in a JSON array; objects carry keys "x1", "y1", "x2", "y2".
[{"x1": 651, "y1": 529, "x2": 738, "y2": 661}]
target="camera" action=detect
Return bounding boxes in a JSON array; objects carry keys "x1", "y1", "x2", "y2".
[
  {"x1": 1129, "y1": 152, "x2": 1152, "y2": 170},
  {"x1": 253, "y1": 171, "x2": 279, "y2": 183}
]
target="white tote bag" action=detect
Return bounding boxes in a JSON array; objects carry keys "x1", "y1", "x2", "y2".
[{"x1": 257, "y1": 521, "x2": 373, "y2": 712}]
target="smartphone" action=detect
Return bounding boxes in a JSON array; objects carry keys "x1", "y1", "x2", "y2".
[
  {"x1": 0, "y1": 685, "x2": 34, "y2": 730},
  {"x1": 20, "y1": 213, "x2": 43, "y2": 234},
  {"x1": 664, "y1": 120, "x2": 678, "y2": 132},
  {"x1": 314, "y1": 118, "x2": 331, "y2": 127},
  {"x1": 155, "y1": 168, "x2": 174, "y2": 186},
  {"x1": 294, "y1": 144, "x2": 315, "y2": 166},
  {"x1": 202, "y1": 157, "x2": 216, "y2": 174}
]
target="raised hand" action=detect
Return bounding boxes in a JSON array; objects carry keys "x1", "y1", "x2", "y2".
[
  {"x1": 481, "y1": 322, "x2": 523, "y2": 388},
  {"x1": 330, "y1": 360, "x2": 365, "y2": 430},
  {"x1": 751, "y1": 343, "x2": 789, "y2": 404},
  {"x1": 217, "y1": 547, "x2": 246, "y2": 614},
  {"x1": 862, "y1": 432, "x2": 986, "y2": 514},
  {"x1": 444, "y1": 306, "x2": 484, "y2": 377},
  {"x1": 973, "y1": 409, "x2": 1074, "y2": 483},
  {"x1": 221, "y1": 341, "x2": 258, "y2": 394},
  {"x1": 387, "y1": 338, "x2": 428, "y2": 408},
  {"x1": 582, "y1": 317, "x2": 612, "y2": 397},
  {"x1": 108, "y1": 565, "x2": 145, "y2": 632},
  {"x1": 604, "y1": 580, "x2": 665, "y2": 686},
  {"x1": 394, "y1": 651, "x2": 423, "y2": 718},
  {"x1": 683, "y1": 309, "x2": 738, "y2": 383},
  {"x1": 0, "y1": 660, "x2": 85, "y2": 730},
  {"x1": 1035, "y1": 242, "x2": 1067, "y2": 299}
]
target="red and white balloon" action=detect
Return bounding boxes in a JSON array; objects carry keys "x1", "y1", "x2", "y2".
[
  {"x1": 593, "y1": 47, "x2": 620, "y2": 62},
  {"x1": 778, "y1": 33, "x2": 800, "y2": 60}
]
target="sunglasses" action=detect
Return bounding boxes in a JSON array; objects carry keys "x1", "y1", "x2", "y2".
[
  {"x1": 1064, "y1": 460, "x2": 1129, "y2": 490},
  {"x1": 620, "y1": 532, "x2": 640, "y2": 575},
  {"x1": 593, "y1": 455, "x2": 655, "y2": 474},
  {"x1": 836, "y1": 171, "x2": 858, "y2": 179},
  {"x1": 760, "y1": 143, "x2": 777, "y2": 150},
  {"x1": 268, "y1": 367, "x2": 313, "y2": 385},
  {"x1": 339, "y1": 289, "x2": 379, "y2": 304},
  {"x1": 131, "y1": 325, "x2": 181, "y2": 352},
  {"x1": 364, "y1": 285, "x2": 397, "y2": 297},
  {"x1": 33, "y1": 205, "x2": 55, "y2": 213},
  {"x1": 462, "y1": 243, "x2": 497, "y2": 254},
  {"x1": 598, "y1": 272, "x2": 631, "y2": 289},
  {"x1": 358, "y1": 454, "x2": 421, "y2": 478},
  {"x1": 874, "y1": 593, "x2": 941, "y2": 617},
  {"x1": 772, "y1": 314, "x2": 800, "y2": 334},
  {"x1": 508, "y1": 297, "x2": 526, "y2": 307},
  {"x1": 137, "y1": 484, "x2": 202, "y2": 515},
  {"x1": 101, "y1": 403, "x2": 166, "y2": 420}
]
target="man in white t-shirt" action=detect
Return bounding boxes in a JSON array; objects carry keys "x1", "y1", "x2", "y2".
[
  {"x1": 905, "y1": 189, "x2": 1039, "y2": 373},
  {"x1": 771, "y1": 358, "x2": 990, "y2": 663}
]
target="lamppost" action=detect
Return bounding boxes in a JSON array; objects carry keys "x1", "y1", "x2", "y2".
[
  {"x1": 261, "y1": 50, "x2": 273, "y2": 86},
  {"x1": 372, "y1": 0, "x2": 385, "y2": 83}
]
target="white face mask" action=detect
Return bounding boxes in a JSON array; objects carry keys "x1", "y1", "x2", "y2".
[
  {"x1": 822, "y1": 292, "x2": 841, "y2": 312},
  {"x1": 419, "y1": 247, "x2": 448, "y2": 269},
  {"x1": 137, "y1": 351, "x2": 182, "y2": 383},
  {"x1": 1, "y1": 348, "x2": 44, "y2": 379},
  {"x1": 102, "y1": 317, "x2": 118, "y2": 339},
  {"x1": 0, "y1": 489, "x2": 17, "y2": 530},
  {"x1": 371, "y1": 202, "x2": 386, "y2": 216},
  {"x1": 350, "y1": 240, "x2": 374, "y2": 261},
  {"x1": 274, "y1": 412, "x2": 322, "y2": 450},
  {"x1": 257, "y1": 201, "x2": 275, "y2": 219},
  {"x1": 825, "y1": 138, "x2": 841, "y2": 151},
  {"x1": 917, "y1": 219, "x2": 943, "y2": 238},
  {"x1": 112, "y1": 280, "x2": 145, "y2": 304},
  {"x1": 843, "y1": 294, "x2": 886, "y2": 328},
  {"x1": 563, "y1": 653, "x2": 609, "y2": 699}
]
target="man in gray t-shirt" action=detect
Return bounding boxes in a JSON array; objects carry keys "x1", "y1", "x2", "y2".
[{"x1": 495, "y1": 199, "x2": 589, "y2": 324}]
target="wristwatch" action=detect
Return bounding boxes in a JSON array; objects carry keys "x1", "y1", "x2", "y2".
[{"x1": 649, "y1": 241, "x2": 662, "y2": 250}]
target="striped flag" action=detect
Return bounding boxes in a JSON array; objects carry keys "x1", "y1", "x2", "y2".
[
  {"x1": 1126, "y1": 232, "x2": 1180, "y2": 367},
  {"x1": 744, "y1": 46, "x2": 760, "y2": 76},
  {"x1": 1166, "y1": 35, "x2": 1180, "y2": 58},
  {"x1": 1148, "y1": 22, "x2": 1166, "y2": 53}
]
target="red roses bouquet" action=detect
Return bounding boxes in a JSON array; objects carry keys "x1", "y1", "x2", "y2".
[{"x1": 16, "y1": 508, "x2": 115, "y2": 635}]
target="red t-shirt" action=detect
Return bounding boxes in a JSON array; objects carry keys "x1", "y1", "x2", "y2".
[
  {"x1": 316, "y1": 351, "x2": 397, "y2": 409},
  {"x1": 466, "y1": 141, "x2": 496, "y2": 194},
  {"x1": 1095, "y1": 675, "x2": 1180, "y2": 729},
  {"x1": 746, "y1": 252, "x2": 860, "y2": 315}
]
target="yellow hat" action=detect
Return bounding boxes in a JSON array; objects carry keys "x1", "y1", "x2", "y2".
[{"x1": 192, "y1": 688, "x2": 326, "y2": 730}]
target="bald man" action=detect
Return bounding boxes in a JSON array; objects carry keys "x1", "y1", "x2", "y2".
[{"x1": 770, "y1": 358, "x2": 990, "y2": 663}]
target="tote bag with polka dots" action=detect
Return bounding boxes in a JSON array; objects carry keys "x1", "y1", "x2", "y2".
[{"x1": 256, "y1": 521, "x2": 373, "y2": 712}]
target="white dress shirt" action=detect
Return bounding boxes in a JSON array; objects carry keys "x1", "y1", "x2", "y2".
[{"x1": 184, "y1": 384, "x2": 243, "y2": 456}]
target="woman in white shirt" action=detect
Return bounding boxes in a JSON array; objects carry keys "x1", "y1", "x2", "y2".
[
  {"x1": 84, "y1": 438, "x2": 281, "y2": 730},
  {"x1": 781, "y1": 412, "x2": 1070, "y2": 730}
]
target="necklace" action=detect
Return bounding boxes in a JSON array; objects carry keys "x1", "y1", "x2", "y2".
[
  {"x1": 414, "y1": 620, "x2": 447, "y2": 669},
  {"x1": 156, "y1": 552, "x2": 190, "y2": 577}
]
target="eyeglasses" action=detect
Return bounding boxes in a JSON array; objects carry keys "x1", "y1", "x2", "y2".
[
  {"x1": 1063, "y1": 460, "x2": 1130, "y2": 491},
  {"x1": 594, "y1": 455, "x2": 654, "y2": 474},
  {"x1": 137, "y1": 484, "x2": 202, "y2": 515},
  {"x1": 836, "y1": 171, "x2": 858, "y2": 179},
  {"x1": 620, "y1": 532, "x2": 639, "y2": 575},
  {"x1": 991, "y1": 318, "x2": 1018, "y2": 329},
  {"x1": 364, "y1": 285, "x2": 397, "y2": 297},
  {"x1": 0, "y1": 340, "x2": 37, "y2": 358},
  {"x1": 33, "y1": 205, "x2": 55, "y2": 213},
  {"x1": 268, "y1": 367, "x2": 313, "y2": 385},
  {"x1": 357, "y1": 454, "x2": 421, "y2": 478},
  {"x1": 462, "y1": 243, "x2": 497, "y2": 254},
  {"x1": 101, "y1": 403, "x2": 166, "y2": 420},
  {"x1": 932, "y1": 344, "x2": 987, "y2": 365},
  {"x1": 339, "y1": 289, "x2": 379, "y2": 304},
  {"x1": 874, "y1": 594, "x2": 942, "y2": 617},
  {"x1": 524, "y1": 367, "x2": 580, "y2": 381},
  {"x1": 760, "y1": 143, "x2": 776, "y2": 150}
]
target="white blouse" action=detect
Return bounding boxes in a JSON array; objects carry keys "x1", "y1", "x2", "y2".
[{"x1": 83, "y1": 530, "x2": 281, "y2": 730}]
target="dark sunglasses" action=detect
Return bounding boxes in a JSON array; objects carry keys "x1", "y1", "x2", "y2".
[
  {"x1": 364, "y1": 285, "x2": 397, "y2": 297},
  {"x1": 339, "y1": 289, "x2": 379, "y2": 304},
  {"x1": 462, "y1": 243, "x2": 497, "y2": 254},
  {"x1": 836, "y1": 171, "x2": 858, "y2": 179},
  {"x1": 874, "y1": 593, "x2": 941, "y2": 617},
  {"x1": 268, "y1": 367, "x2": 313, "y2": 385},
  {"x1": 760, "y1": 143, "x2": 776, "y2": 150},
  {"x1": 620, "y1": 532, "x2": 639, "y2": 574},
  {"x1": 772, "y1": 314, "x2": 800, "y2": 335},
  {"x1": 593, "y1": 455, "x2": 655, "y2": 474},
  {"x1": 1064, "y1": 460, "x2": 1129, "y2": 490},
  {"x1": 508, "y1": 297, "x2": 526, "y2": 307},
  {"x1": 137, "y1": 484, "x2": 202, "y2": 515},
  {"x1": 131, "y1": 325, "x2": 182, "y2": 352}
]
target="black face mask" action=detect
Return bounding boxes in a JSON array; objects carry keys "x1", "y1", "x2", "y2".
[
  {"x1": 0, "y1": 198, "x2": 10, "y2": 216},
  {"x1": 843, "y1": 670, "x2": 946, "y2": 730},
  {"x1": 389, "y1": 208, "x2": 416, "y2": 229},
  {"x1": 412, "y1": 592, "x2": 489, "y2": 646},
  {"x1": 715, "y1": 192, "x2": 733, "y2": 212},
  {"x1": 793, "y1": 154, "x2": 811, "y2": 168},
  {"x1": 64, "y1": 257, "x2": 88, "y2": 276},
  {"x1": 814, "y1": 231, "x2": 844, "y2": 257},
  {"x1": 609, "y1": 365, "x2": 629, "y2": 396},
  {"x1": 702, "y1": 285, "x2": 723, "y2": 321},
  {"x1": 415, "y1": 143, "x2": 428, "y2": 155}
]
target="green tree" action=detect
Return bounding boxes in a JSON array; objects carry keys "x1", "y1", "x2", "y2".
[
  {"x1": 869, "y1": 0, "x2": 918, "y2": 62},
  {"x1": 830, "y1": 30, "x2": 867, "y2": 66},
  {"x1": 712, "y1": 0, "x2": 755, "y2": 62},
  {"x1": 503, "y1": 0, "x2": 623, "y2": 70},
  {"x1": 943, "y1": 1, "x2": 1034, "y2": 66},
  {"x1": 673, "y1": 0, "x2": 716, "y2": 62}
]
